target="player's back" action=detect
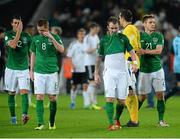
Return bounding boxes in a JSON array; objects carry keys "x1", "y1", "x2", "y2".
[{"x1": 123, "y1": 24, "x2": 141, "y2": 51}]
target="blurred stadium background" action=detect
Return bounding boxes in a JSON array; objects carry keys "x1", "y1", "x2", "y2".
[
  {"x1": 0, "y1": 0, "x2": 180, "y2": 93},
  {"x1": 0, "y1": 0, "x2": 180, "y2": 138}
]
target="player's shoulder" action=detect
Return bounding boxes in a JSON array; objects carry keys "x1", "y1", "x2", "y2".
[
  {"x1": 4, "y1": 30, "x2": 13, "y2": 36},
  {"x1": 21, "y1": 32, "x2": 31, "y2": 38},
  {"x1": 117, "y1": 32, "x2": 129, "y2": 40},
  {"x1": 31, "y1": 34, "x2": 41, "y2": 41},
  {"x1": 124, "y1": 24, "x2": 138, "y2": 33}
]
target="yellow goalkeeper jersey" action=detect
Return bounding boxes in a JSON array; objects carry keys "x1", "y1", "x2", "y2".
[{"x1": 123, "y1": 24, "x2": 141, "y2": 67}]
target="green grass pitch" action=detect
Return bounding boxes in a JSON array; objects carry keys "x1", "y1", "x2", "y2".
[{"x1": 0, "y1": 92, "x2": 180, "y2": 138}]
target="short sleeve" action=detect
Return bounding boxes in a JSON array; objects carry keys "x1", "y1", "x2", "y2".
[
  {"x1": 54, "y1": 34, "x2": 63, "y2": 45},
  {"x1": 30, "y1": 37, "x2": 36, "y2": 53},
  {"x1": 98, "y1": 39, "x2": 104, "y2": 56},
  {"x1": 4, "y1": 32, "x2": 12, "y2": 46},
  {"x1": 157, "y1": 33, "x2": 164, "y2": 46}
]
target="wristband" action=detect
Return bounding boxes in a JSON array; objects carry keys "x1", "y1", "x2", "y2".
[{"x1": 132, "y1": 61, "x2": 138, "y2": 65}]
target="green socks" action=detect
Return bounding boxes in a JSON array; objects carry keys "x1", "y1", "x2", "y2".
[
  {"x1": 114, "y1": 103, "x2": 124, "y2": 121},
  {"x1": 49, "y1": 101, "x2": 57, "y2": 127},
  {"x1": 8, "y1": 95, "x2": 15, "y2": 117},
  {"x1": 106, "y1": 102, "x2": 114, "y2": 125},
  {"x1": 157, "y1": 100, "x2": 165, "y2": 121},
  {"x1": 36, "y1": 100, "x2": 44, "y2": 125},
  {"x1": 22, "y1": 94, "x2": 29, "y2": 115}
]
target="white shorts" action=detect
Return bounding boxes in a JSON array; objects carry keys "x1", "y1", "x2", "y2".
[
  {"x1": 34, "y1": 72, "x2": 59, "y2": 95},
  {"x1": 138, "y1": 68, "x2": 166, "y2": 95},
  {"x1": 126, "y1": 61, "x2": 136, "y2": 91},
  {"x1": 103, "y1": 69, "x2": 128, "y2": 100},
  {"x1": 4, "y1": 68, "x2": 30, "y2": 92}
]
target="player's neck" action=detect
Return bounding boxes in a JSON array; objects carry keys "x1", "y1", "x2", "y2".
[
  {"x1": 145, "y1": 30, "x2": 155, "y2": 35},
  {"x1": 123, "y1": 22, "x2": 131, "y2": 28}
]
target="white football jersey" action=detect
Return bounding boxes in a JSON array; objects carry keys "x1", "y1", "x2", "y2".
[
  {"x1": 83, "y1": 34, "x2": 100, "y2": 66},
  {"x1": 67, "y1": 40, "x2": 86, "y2": 72}
]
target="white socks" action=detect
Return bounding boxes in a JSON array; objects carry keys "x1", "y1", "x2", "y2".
[
  {"x1": 82, "y1": 91, "x2": 90, "y2": 107},
  {"x1": 88, "y1": 84, "x2": 97, "y2": 105},
  {"x1": 70, "y1": 89, "x2": 77, "y2": 104}
]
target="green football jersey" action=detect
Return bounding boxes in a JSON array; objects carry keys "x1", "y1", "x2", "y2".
[
  {"x1": 98, "y1": 32, "x2": 133, "y2": 56},
  {"x1": 30, "y1": 33, "x2": 63, "y2": 74},
  {"x1": 4, "y1": 31, "x2": 31, "y2": 70},
  {"x1": 140, "y1": 32, "x2": 164, "y2": 73}
]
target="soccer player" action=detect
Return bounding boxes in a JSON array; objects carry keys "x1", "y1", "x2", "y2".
[
  {"x1": 67, "y1": 28, "x2": 88, "y2": 109},
  {"x1": 30, "y1": 19, "x2": 64, "y2": 130},
  {"x1": 165, "y1": 26, "x2": 180, "y2": 101},
  {"x1": 137, "y1": 14, "x2": 169, "y2": 127},
  {"x1": 4, "y1": 15, "x2": 31, "y2": 125},
  {"x1": 84, "y1": 22, "x2": 101, "y2": 109},
  {"x1": 95, "y1": 16, "x2": 138, "y2": 131},
  {"x1": 118, "y1": 9, "x2": 140, "y2": 127}
]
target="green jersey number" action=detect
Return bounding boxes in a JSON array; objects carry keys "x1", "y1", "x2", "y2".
[
  {"x1": 145, "y1": 42, "x2": 152, "y2": 50},
  {"x1": 17, "y1": 40, "x2": 23, "y2": 48},
  {"x1": 42, "y1": 43, "x2": 46, "y2": 50}
]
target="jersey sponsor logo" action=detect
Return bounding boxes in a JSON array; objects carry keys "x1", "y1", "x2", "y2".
[
  {"x1": 35, "y1": 40, "x2": 40, "y2": 43},
  {"x1": 22, "y1": 37, "x2": 28, "y2": 44},
  {"x1": 153, "y1": 37, "x2": 158, "y2": 43},
  {"x1": 5, "y1": 36, "x2": 8, "y2": 41}
]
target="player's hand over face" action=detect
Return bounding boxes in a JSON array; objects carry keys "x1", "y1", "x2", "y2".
[
  {"x1": 131, "y1": 64, "x2": 138, "y2": 73},
  {"x1": 94, "y1": 72, "x2": 101, "y2": 85},
  {"x1": 43, "y1": 32, "x2": 54, "y2": 40},
  {"x1": 16, "y1": 21, "x2": 23, "y2": 33}
]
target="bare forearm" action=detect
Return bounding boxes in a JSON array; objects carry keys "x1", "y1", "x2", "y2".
[
  {"x1": 30, "y1": 52, "x2": 35, "y2": 72},
  {"x1": 145, "y1": 49, "x2": 162, "y2": 55},
  {"x1": 95, "y1": 56, "x2": 102, "y2": 74},
  {"x1": 8, "y1": 31, "x2": 21, "y2": 49},
  {"x1": 129, "y1": 50, "x2": 137, "y2": 62},
  {"x1": 51, "y1": 38, "x2": 64, "y2": 53}
]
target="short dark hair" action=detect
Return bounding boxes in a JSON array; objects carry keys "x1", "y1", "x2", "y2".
[
  {"x1": 37, "y1": 19, "x2": 49, "y2": 27},
  {"x1": 77, "y1": 28, "x2": 86, "y2": 34},
  {"x1": 119, "y1": 9, "x2": 132, "y2": 22},
  {"x1": 89, "y1": 22, "x2": 98, "y2": 29},
  {"x1": 12, "y1": 14, "x2": 22, "y2": 21},
  {"x1": 142, "y1": 14, "x2": 155, "y2": 23},
  {"x1": 107, "y1": 16, "x2": 118, "y2": 25}
]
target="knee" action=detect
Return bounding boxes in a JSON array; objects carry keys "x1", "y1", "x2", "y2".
[
  {"x1": 156, "y1": 92, "x2": 164, "y2": 100},
  {"x1": 83, "y1": 84, "x2": 88, "y2": 91},
  {"x1": 20, "y1": 89, "x2": 28, "y2": 94},
  {"x1": 128, "y1": 89, "x2": 135, "y2": 96},
  {"x1": 139, "y1": 95, "x2": 146, "y2": 101},
  {"x1": 36, "y1": 94, "x2": 44, "y2": 100},
  {"x1": 118, "y1": 99, "x2": 126, "y2": 105},
  {"x1": 71, "y1": 85, "x2": 76, "y2": 91},
  {"x1": 49, "y1": 95, "x2": 56, "y2": 101}
]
